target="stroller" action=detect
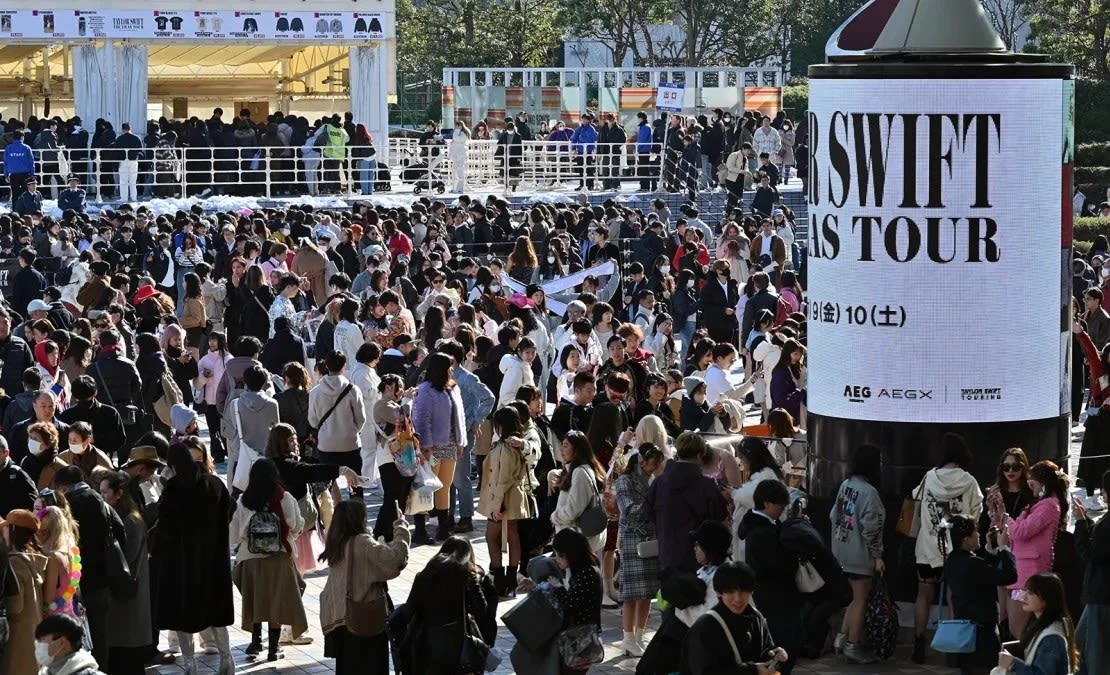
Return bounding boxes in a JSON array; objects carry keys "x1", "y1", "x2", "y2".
[{"x1": 399, "y1": 155, "x2": 445, "y2": 194}]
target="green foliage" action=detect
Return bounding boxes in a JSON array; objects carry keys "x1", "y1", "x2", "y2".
[
  {"x1": 1077, "y1": 142, "x2": 1110, "y2": 166},
  {"x1": 1025, "y1": 0, "x2": 1109, "y2": 81},
  {"x1": 1076, "y1": 80, "x2": 1110, "y2": 143},
  {"x1": 1074, "y1": 217, "x2": 1110, "y2": 243},
  {"x1": 783, "y1": 84, "x2": 809, "y2": 120}
]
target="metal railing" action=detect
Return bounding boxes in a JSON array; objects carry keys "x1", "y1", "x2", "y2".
[{"x1": 7, "y1": 139, "x2": 788, "y2": 205}]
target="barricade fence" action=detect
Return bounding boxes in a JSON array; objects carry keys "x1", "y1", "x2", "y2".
[{"x1": 11, "y1": 139, "x2": 745, "y2": 206}]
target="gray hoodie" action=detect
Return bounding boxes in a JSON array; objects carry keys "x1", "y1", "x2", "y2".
[
  {"x1": 829, "y1": 475, "x2": 885, "y2": 576},
  {"x1": 221, "y1": 390, "x2": 279, "y2": 461},
  {"x1": 308, "y1": 374, "x2": 366, "y2": 455}
]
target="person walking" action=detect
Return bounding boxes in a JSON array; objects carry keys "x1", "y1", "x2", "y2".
[
  {"x1": 308, "y1": 351, "x2": 367, "y2": 502},
  {"x1": 97, "y1": 470, "x2": 153, "y2": 675},
  {"x1": 615, "y1": 442, "x2": 665, "y2": 657},
  {"x1": 152, "y1": 444, "x2": 235, "y2": 675},
  {"x1": 411, "y1": 353, "x2": 467, "y2": 540},
  {"x1": 230, "y1": 459, "x2": 308, "y2": 662},
  {"x1": 829, "y1": 444, "x2": 885, "y2": 663},
  {"x1": 319, "y1": 500, "x2": 410, "y2": 675}
]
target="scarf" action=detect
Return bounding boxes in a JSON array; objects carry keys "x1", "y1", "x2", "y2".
[
  {"x1": 34, "y1": 340, "x2": 58, "y2": 377},
  {"x1": 270, "y1": 486, "x2": 292, "y2": 554}
]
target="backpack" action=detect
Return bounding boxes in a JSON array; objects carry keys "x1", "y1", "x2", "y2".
[
  {"x1": 246, "y1": 506, "x2": 284, "y2": 554},
  {"x1": 153, "y1": 368, "x2": 184, "y2": 426}
]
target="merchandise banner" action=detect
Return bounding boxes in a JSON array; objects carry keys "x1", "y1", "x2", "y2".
[{"x1": 0, "y1": 9, "x2": 389, "y2": 41}]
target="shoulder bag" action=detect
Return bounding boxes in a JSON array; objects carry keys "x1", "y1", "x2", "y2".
[
  {"x1": 575, "y1": 468, "x2": 608, "y2": 538},
  {"x1": 929, "y1": 576, "x2": 977, "y2": 654},
  {"x1": 458, "y1": 583, "x2": 491, "y2": 672},
  {"x1": 896, "y1": 472, "x2": 928, "y2": 538},
  {"x1": 231, "y1": 398, "x2": 263, "y2": 491},
  {"x1": 794, "y1": 557, "x2": 825, "y2": 593},
  {"x1": 344, "y1": 536, "x2": 389, "y2": 637},
  {"x1": 304, "y1": 383, "x2": 354, "y2": 457}
]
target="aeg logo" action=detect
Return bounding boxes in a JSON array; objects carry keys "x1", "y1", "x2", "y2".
[{"x1": 843, "y1": 385, "x2": 933, "y2": 403}]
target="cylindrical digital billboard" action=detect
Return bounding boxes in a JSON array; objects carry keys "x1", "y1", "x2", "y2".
[{"x1": 805, "y1": 63, "x2": 1074, "y2": 500}]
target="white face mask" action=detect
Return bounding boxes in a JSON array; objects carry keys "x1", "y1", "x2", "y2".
[
  {"x1": 34, "y1": 641, "x2": 53, "y2": 667},
  {"x1": 1102, "y1": 268, "x2": 1109, "y2": 279},
  {"x1": 69, "y1": 442, "x2": 86, "y2": 455},
  {"x1": 660, "y1": 265, "x2": 671, "y2": 275},
  {"x1": 281, "y1": 227, "x2": 291, "y2": 235},
  {"x1": 687, "y1": 279, "x2": 695, "y2": 289},
  {"x1": 490, "y1": 284, "x2": 501, "y2": 293},
  {"x1": 432, "y1": 262, "x2": 443, "y2": 269},
  {"x1": 27, "y1": 439, "x2": 42, "y2": 456},
  {"x1": 547, "y1": 256, "x2": 555, "y2": 264}
]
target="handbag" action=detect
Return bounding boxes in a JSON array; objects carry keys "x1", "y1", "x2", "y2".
[
  {"x1": 635, "y1": 539, "x2": 659, "y2": 559},
  {"x1": 459, "y1": 586, "x2": 491, "y2": 672},
  {"x1": 556, "y1": 624, "x2": 604, "y2": 669},
  {"x1": 297, "y1": 491, "x2": 319, "y2": 530},
  {"x1": 575, "y1": 470, "x2": 607, "y2": 538},
  {"x1": 896, "y1": 473, "x2": 928, "y2": 537},
  {"x1": 406, "y1": 484, "x2": 435, "y2": 515},
  {"x1": 231, "y1": 399, "x2": 263, "y2": 492},
  {"x1": 930, "y1": 578, "x2": 977, "y2": 654},
  {"x1": 864, "y1": 573, "x2": 899, "y2": 660},
  {"x1": 501, "y1": 587, "x2": 563, "y2": 650},
  {"x1": 388, "y1": 416, "x2": 420, "y2": 477},
  {"x1": 794, "y1": 558, "x2": 825, "y2": 593},
  {"x1": 344, "y1": 538, "x2": 389, "y2": 637}
]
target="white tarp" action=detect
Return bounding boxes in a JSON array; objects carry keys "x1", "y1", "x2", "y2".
[{"x1": 348, "y1": 45, "x2": 388, "y2": 149}]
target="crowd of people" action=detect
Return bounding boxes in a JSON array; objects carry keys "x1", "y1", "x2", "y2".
[
  {"x1": 0, "y1": 156, "x2": 1100, "y2": 675},
  {"x1": 0, "y1": 108, "x2": 802, "y2": 208}
]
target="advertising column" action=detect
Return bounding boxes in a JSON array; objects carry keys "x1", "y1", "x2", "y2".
[{"x1": 805, "y1": 65, "x2": 1074, "y2": 500}]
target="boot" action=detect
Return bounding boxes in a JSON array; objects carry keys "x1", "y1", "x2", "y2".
[
  {"x1": 633, "y1": 628, "x2": 647, "y2": 653},
  {"x1": 491, "y1": 566, "x2": 506, "y2": 599},
  {"x1": 453, "y1": 517, "x2": 474, "y2": 533},
  {"x1": 267, "y1": 626, "x2": 283, "y2": 662},
  {"x1": 245, "y1": 624, "x2": 263, "y2": 656},
  {"x1": 212, "y1": 626, "x2": 233, "y2": 675},
  {"x1": 843, "y1": 642, "x2": 879, "y2": 664},
  {"x1": 435, "y1": 509, "x2": 453, "y2": 541},
  {"x1": 912, "y1": 635, "x2": 926, "y2": 664},
  {"x1": 832, "y1": 632, "x2": 846, "y2": 655},
  {"x1": 620, "y1": 631, "x2": 644, "y2": 657},
  {"x1": 412, "y1": 514, "x2": 433, "y2": 546},
  {"x1": 177, "y1": 631, "x2": 198, "y2": 675}
]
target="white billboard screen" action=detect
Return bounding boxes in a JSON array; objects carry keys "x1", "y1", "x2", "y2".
[{"x1": 806, "y1": 78, "x2": 1069, "y2": 423}]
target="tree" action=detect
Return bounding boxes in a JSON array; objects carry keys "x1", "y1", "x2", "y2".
[
  {"x1": 1025, "y1": 0, "x2": 1110, "y2": 81},
  {"x1": 980, "y1": 0, "x2": 1031, "y2": 49},
  {"x1": 562, "y1": 0, "x2": 671, "y2": 67}
]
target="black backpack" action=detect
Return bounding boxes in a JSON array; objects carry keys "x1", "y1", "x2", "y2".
[{"x1": 247, "y1": 506, "x2": 283, "y2": 554}]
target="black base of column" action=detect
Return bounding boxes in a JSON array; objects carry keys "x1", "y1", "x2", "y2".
[{"x1": 804, "y1": 413, "x2": 1070, "y2": 601}]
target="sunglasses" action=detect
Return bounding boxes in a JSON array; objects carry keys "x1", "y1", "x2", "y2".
[{"x1": 1001, "y1": 463, "x2": 1023, "y2": 472}]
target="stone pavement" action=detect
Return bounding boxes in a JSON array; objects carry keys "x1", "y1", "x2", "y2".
[
  {"x1": 151, "y1": 415, "x2": 1092, "y2": 674},
  {"x1": 150, "y1": 484, "x2": 958, "y2": 675}
]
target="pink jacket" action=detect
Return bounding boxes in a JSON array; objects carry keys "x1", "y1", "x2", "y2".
[{"x1": 1007, "y1": 497, "x2": 1061, "y2": 590}]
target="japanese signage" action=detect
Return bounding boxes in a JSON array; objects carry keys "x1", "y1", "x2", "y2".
[
  {"x1": 806, "y1": 78, "x2": 1069, "y2": 423},
  {"x1": 0, "y1": 9, "x2": 388, "y2": 41}
]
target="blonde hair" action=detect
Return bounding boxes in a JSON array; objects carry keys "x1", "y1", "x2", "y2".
[
  {"x1": 37, "y1": 505, "x2": 79, "y2": 553},
  {"x1": 634, "y1": 415, "x2": 671, "y2": 457}
]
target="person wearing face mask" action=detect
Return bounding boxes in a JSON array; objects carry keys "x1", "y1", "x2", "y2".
[
  {"x1": 57, "y1": 422, "x2": 114, "y2": 476},
  {"x1": 2, "y1": 508, "x2": 48, "y2": 675},
  {"x1": 778, "y1": 120, "x2": 796, "y2": 184},
  {"x1": 32, "y1": 609, "x2": 109, "y2": 675}
]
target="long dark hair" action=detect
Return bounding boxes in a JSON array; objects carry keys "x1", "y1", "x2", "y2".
[
  {"x1": 586, "y1": 403, "x2": 623, "y2": 464},
  {"x1": 559, "y1": 431, "x2": 605, "y2": 492},
  {"x1": 423, "y1": 305, "x2": 447, "y2": 351},
  {"x1": 493, "y1": 406, "x2": 524, "y2": 439},
  {"x1": 625, "y1": 442, "x2": 664, "y2": 477},
  {"x1": 241, "y1": 458, "x2": 283, "y2": 512},
  {"x1": 166, "y1": 442, "x2": 199, "y2": 486},
  {"x1": 739, "y1": 437, "x2": 784, "y2": 480},
  {"x1": 993, "y1": 447, "x2": 1032, "y2": 492},
  {"x1": 319, "y1": 500, "x2": 367, "y2": 564},
  {"x1": 184, "y1": 272, "x2": 202, "y2": 299},
  {"x1": 423, "y1": 352, "x2": 454, "y2": 391},
  {"x1": 850, "y1": 443, "x2": 882, "y2": 487},
  {"x1": 553, "y1": 528, "x2": 598, "y2": 570},
  {"x1": 1020, "y1": 573, "x2": 1079, "y2": 672}
]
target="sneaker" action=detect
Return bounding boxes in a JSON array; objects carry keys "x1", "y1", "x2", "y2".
[
  {"x1": 832, "y1": 632, "x2": 846, "y2": 654},
  {"x1": 843, "y1": 642, "x2": 879, "y2": 664}
]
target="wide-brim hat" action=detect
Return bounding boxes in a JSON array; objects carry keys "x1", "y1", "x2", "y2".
[
  {"x1": 0, "y1": 508, "x2": 39, "y2": 532},
  {"x1": 121, "y1": 445, "x2": 165, "y2": 469}
]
